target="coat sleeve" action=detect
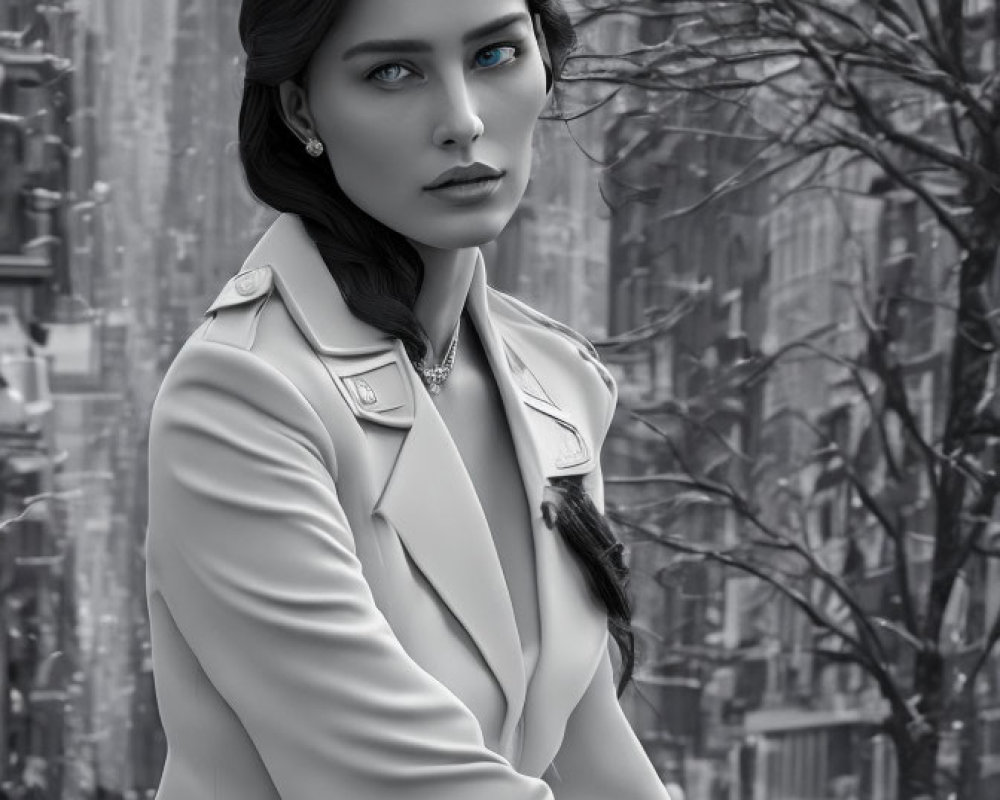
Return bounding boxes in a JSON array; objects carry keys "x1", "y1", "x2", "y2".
[{"x1": 146, "y1": 339, "x2": 555, "y2": 800}]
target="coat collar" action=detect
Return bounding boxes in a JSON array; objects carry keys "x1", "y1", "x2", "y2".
[
  {"x1": 240, "y1": 212, "x2": 397, "y2": 355},
  {"x1": 228, "y1": 213, "x2": 608, "y2": 772}
]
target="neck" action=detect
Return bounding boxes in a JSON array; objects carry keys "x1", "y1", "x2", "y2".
[{"x1": 409, "y1": 242, "x2": 479, "y2": 362}]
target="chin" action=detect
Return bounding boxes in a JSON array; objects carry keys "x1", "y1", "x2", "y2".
[{"x1": 402, "y1": 207, "x2": 515, "y2": 251}]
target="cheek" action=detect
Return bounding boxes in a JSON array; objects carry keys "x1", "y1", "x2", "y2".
[
  {"x1": 318, "y1": 94, "x2": 403, "y2": 175},
  {"x1": 492, "y1": 90, "x2": 544, "y2": 144},
  {"x1": 309, "y1": 67, "x2": 548, "y2": 242},
  {"x1": 316, "y1": 97, "x2": 416, "y2": 216},
  {"x1": 485, "y1": 66, "x2": 549, "y2": 170}
]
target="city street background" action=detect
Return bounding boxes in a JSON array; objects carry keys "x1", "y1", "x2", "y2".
[{"x1": 0, "y1": 1, "x2": 998, "y2": 798}]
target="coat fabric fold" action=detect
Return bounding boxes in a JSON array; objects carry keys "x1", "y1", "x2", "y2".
[{"x1": 145, "y1": 213, "x2": 670, "y2": 799}]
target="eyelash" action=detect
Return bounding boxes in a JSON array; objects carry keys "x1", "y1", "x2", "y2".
[{"x1": 365, "y1": 42, "x2": 524, "y2": 85}]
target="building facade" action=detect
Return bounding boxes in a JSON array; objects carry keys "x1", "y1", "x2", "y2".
[
  {"x1": 1, "y1": 1, "x2": 153, "y2": 796},
  {"x1": 600, "y1": 5, "x2": 1000, "y2": 800}
]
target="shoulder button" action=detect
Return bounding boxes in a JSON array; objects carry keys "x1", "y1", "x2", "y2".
[
  {"x1": 205, "y1": 264, "x2": 274, "y2": 316},
  {"x1": 235, "y1": 269, "x2": 261, "y2": 296}
]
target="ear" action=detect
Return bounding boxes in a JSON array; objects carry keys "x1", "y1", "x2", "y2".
[
  {"x1": 278, "y1": 79, "x2": 318, "y2": 144},
  {"x1": 532, "y1": 13, "x2": 554, "y2": 96}
]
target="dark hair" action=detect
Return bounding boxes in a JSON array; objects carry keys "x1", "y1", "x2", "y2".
[{"x1": 237, "y1": 0, "x2": 635, "y2": 695}]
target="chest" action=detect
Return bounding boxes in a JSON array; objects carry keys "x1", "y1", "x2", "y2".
[{"x1": 430, "y1": 320, "x2": 541, "y2": 675}]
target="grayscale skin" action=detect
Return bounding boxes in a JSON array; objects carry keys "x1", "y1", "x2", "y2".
[
  {"x1": 278, "y1": 0, "x2": 553, "y2": 704},
  {"x1": 278, "y1": 0, "x2": 550, "y2": 361},
  {"x1": 145, "y1": 1, "x2": 672, "y2": 798}
]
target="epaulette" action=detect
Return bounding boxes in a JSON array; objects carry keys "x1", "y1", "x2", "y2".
[
  {"x1": 204, "y1": 265, "x2": 274, "y2": 316},
  {"x1": 496, "y1": 290, "x2": 615, "y2": 394},
  {"x1": 200, "y1": 265, "x2": 275, "y2": 349},
  {"x1": 497, "y1": 290, "x2": 600, "y2": 359}
]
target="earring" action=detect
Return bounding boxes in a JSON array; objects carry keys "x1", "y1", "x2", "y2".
[{"x1": 305, "y1": 137, "x2": 324, "y2": 157}]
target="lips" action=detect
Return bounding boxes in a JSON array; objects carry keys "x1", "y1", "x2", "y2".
[{"x1": 425, "y1": 162, "x2": 505, "y2": 189}]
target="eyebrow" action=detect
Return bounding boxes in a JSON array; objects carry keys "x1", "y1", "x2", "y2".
[{"x1": 342, "y1": 11, "x2": 531, "y2": 60}]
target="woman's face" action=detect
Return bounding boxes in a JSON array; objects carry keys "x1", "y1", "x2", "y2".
[{"x1": 282, "y1": 0, "x2": 550, "y2": 251}]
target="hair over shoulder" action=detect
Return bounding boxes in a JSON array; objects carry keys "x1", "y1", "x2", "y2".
[{"x1": 236, "y1": 0, "x2": 635, "y2": 696}]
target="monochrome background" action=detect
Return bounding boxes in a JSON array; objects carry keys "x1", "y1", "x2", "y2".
[{"x1": 0, "y1": 1, "x2": 998, "y2": 798}]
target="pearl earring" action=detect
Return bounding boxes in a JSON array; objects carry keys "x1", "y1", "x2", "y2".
[{"x1": 305, "y1": 137, "x2": 324, "y2": 157}]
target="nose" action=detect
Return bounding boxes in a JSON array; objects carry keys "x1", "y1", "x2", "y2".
[{"x1": 431, "y1": 74, "x2": 484, "y2": 148}]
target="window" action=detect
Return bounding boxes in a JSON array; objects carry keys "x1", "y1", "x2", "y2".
[
  {"x1": 723, "y1": 576, "x2": 757, "y2": 649},
  {"x1": 0, "y1": 121, "x2": 26, "y2": 252},
  {"x1": 721, "y1": 287, "x2": 743, "y2": 339},
  {"x1": 903, "y1": 370, "x2": 936, "y2": 500},
  {"x1": 986, "y1": 541, "x2": 1000, "y2": 668},
  {"x1": 870, "y1": 733, "x2": 898, "y2": 800},
  {"x1": 614, "y1": 276, "x2": 633, "y2": 335},
  {"x1": 652, "y1": 243, "x2": 680, "y2": 315},
  {"x1": 651, "y1": 334, "x2": 673, "y2": 401},
  {"x1": 721, "y1": 234, "x2": 748, "y2": 337},
  {"x1": 632, "y1": 267, "x2": 651, "y2": 325},
  {"x1": 981, "y1": 707, "x2": 1000, "y2": 777},
  {"x1": 762, "y1": 729, "x2": 839, "y2": 799},
  {"x1": 817, "y1": 498, "x2": 835, "y2": 543}
]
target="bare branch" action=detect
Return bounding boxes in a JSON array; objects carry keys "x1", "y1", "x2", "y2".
[
  {"x1": 610, "y1": 510, "x2": 914, "y2": 719},
  {"x1": 951, "y1": 597, "x2": 1000, "y2": 711},
  {"x1": 870, "y1": 616, "x2": 926, "y2": 653},
  {"x1": 950, "y1": 485, "x2": 1000, "y2": 576},
  {"x1": 612, "y1": 511, "x2": 869, "y2": 651},
  {"x1": 626, "y1": 407, "x2": 754, "y2": 467},
  {"x1": 820, "y1": 119, "x2": 968, "y2": 248},
  {"x1": 539, "y1": 85, "x2": 624, "y2": 123},
  {"x1": 611, "y1": 447, "x2": 908, "y2": 670},
  {"x1": 651, "y1": 143, "x2": 832, "y2": 223}
]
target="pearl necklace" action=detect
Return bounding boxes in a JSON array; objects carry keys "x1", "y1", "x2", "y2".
[{"x1": 414, "y1": 318, "x2": 461, "y2": 395}]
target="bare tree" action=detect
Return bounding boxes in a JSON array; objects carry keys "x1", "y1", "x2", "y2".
[{"x1": 557, "y1": 2, "x2": 1000, "y2": 798}]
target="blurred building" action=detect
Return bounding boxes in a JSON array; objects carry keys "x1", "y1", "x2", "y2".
[
  {"x1": 155, "y1": 0, "x2": 272, "y2": 369},
  {"x1": 1, "y1": 1, "x2": 153, "y2": 796},
  {"x1": 597, "y1": 32, "x2": 771, "y2": 794},
  {"x1": 601, "y1": 6, "x2": 1000, "y2": 800},
  {"x1": 1, "y1": 1, "x2": 82, "y2": 795},
  {"x1": 490, "y1": 0, "x2": 619, "y2": 338},
  {"x1": 735, "y1": 6, "x2": 1000, "y2": 800}
]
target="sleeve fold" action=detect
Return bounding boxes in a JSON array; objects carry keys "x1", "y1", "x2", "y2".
[{"x1": 146, "y1": 340, "x2": 554, "y2": 800}]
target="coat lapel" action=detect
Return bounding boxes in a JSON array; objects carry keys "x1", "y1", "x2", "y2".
[
  {"x1": 371, "y1": 362, "x2": 529, "y2": 751},
  {"x1": 468, "y1": 262, "x2": 610, "y2": 776},
  {"x1": 230, "y1": 214, "x2": 608, "y2": 773},
  {"x1": 234, "y1": 215, "x2": 528, "y2": 749}
]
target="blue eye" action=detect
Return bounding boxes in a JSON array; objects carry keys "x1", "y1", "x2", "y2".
[
  {"x1": 366, "y1": 42, "x2": 523, "y2": 85},
  {"x1": 475, "y1": 44, "x2": 519, "y2": 68}
]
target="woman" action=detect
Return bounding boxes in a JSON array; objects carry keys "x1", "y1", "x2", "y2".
[{"x1": 144, "y1": 1, "x2": 670, "y2": 798}]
